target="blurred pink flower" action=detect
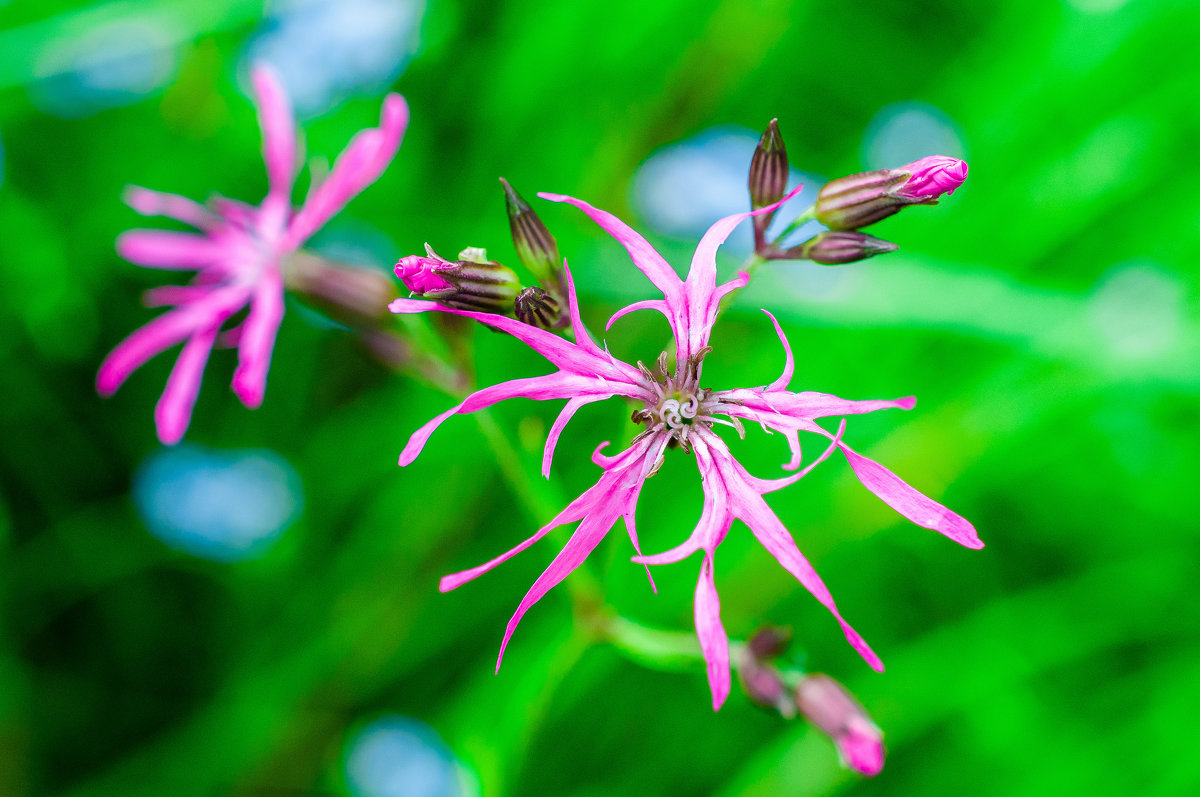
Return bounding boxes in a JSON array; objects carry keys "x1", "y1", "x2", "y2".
[
  {"x1": 391, "y1": 189, "x2": 981, "y2": 710},
  {"x1": 98, "y1": 65, "x2": 409, "y2": 444},
  {"x1": 894, "y1": 155, "x2": 968, "y2": 200}
]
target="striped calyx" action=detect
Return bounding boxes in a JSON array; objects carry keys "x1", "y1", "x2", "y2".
[
  {"x1": 501, "y1": 177, "x2": 563, "y2": 295},
  {"x1": 748, "y1": 119, "x2": 789, "y2": 251},
  {"x1": 395, "y1": 244, "x2": 522, "y2": 315}
]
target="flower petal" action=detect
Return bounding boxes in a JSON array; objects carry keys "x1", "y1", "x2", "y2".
[
  {"x1": 542, "y1": 395, "x2": 607, "y2": 478},
  {"x1": 681, "y1": 185, "x2": 805, "y2": 356},
  {"x1": 231, "y1": 269, "x2": 285, "y2": 409},
  {"x1": 251, "y1": 63, "x2": 298, "y2": 220},
  {"x1": 123, "y1": 186, "x2": 216, "y2": 229},
  {"x1": 96, "y1": 287, "x2": 246, "y2": 396},
  {"x1": 702, "y1": 429, "x2": 884, "y2": 672},
  {"x1": 439, "y1": 465, "x2": 612, "y2": 593},
  {"x1": 761, "y1": 309, "x2": 794, "y2": 392},
  {"x1": 285, "y1": 94, "x2": 409, "y2": 249},
  {"x1": 606, "y1": 298, "x2": 670, "y2": 331},
  {"x1": 538, "y1": 192, "x2": 683, "y2": 300},
  {"x1": 154, "y1": 323, "x2": 219, "y2": 445},
  {"x1": 695, "y1": 554, "x2": 731, "y2": 711},
  {"x1": 389, "y1": 297, "x2": 643, "y2": 384},
  {"x1": 495, "y1": 505, "x2": 619, "y2": 673},
  {"x1": 117, "y1": 230, "x2": 225, "y2": 269},
  {"x1": 399, "y1": 372, "x2": 629, "y2": 466},
  {"x1": 835, "y1": 440, "x2": 983, "y2": 549}
]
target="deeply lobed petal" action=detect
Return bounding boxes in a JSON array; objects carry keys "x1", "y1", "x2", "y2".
[
  {"x1": 694, "y1": 555, "x2": 731, "y2": 711},
  {"x1": 154, "y1": 324, "x2": 220, "y2": 445},
  {"x1": 231, "y1": 270, "x2": 285, "y2": 409},
  {"x1": 285, "y1": 94, "x2": 410, "y2": 249},
  {"x1": 117, "y1": 230, "x2": 226, "y2": 269},
  {"x1": 389, "y1": 296, "x2": 642, "y2": 385},
  {"x1": 251, "y1": 64, "x2": 299, "y2": 224}
]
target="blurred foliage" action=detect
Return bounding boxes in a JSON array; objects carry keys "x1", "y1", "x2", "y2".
[{"x1": 2, "y1": 0, "x2": 1199, "y2": 795}]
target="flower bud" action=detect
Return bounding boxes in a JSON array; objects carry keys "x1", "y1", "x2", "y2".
[
  {"x1": 746, "y1": 625, "x2": 792, "y2": 659},
  {"x1": 501, "y1": 177, "x2": 563, "y2": 293},
  {"x1": 795, "y1": 231, "x2": 898, "y2": 265},
  {"x1": 893, "y1": 155, "x2": 968, "y2": 200},
  {"x1": 737, "y1": 657, "x2": 794, "y2": 718},
  {"x1": 514, "y1": 287, "x2": 562, "y2": 329},
  {"x1": 282, "y1": 250, "x2": 397, "y2": 326},
  {"x1": 395, "y1": 244, "x2": 522, "y2": 315},
  {"x1": 795, "y1": 674, "x2": 884, "y2": 777},
  {"x1": 748, "y1": 119, "x2": 789, "y2": 251},
  {"x1": 815, "y1": 155, "x2": 968, "y2": 230}
]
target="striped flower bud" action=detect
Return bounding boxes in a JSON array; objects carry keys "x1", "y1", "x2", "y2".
[
  {"x1": 501, "y1": 177, "x2": 563, "y2": 293},
  {"x1": 796, "y1": 231, "x2": 898, "y2": 264},
  {"x1": 395, "y1": 244, "x2": 522, "y2": 315},
  {"x1": 514, "y1": 286, "x2": 562, "y2": 329},
  {"x1": 748, "y1": 119, "x2": 789, "y2": 251},
  {"x1": 795, "y1": 674, "x2": 885, "y2": 777},
  {"x1": 815, "y1": 155, "x2": 968, "y2": 230}
]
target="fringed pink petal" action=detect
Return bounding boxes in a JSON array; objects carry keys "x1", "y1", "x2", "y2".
[
  {"x1": 538, "y1": 192, "x2": 684, "y2": 300},
  {"x1": 742, "y1": 497, "x2": 883, "y2": 671},
  {"x1": 620, "y1": 504, "x2": 657, "y2": 594},
  {"x1": 836, "y1": 441, "x2": 983, "y2": 549},
  {"x1": 285, "y1": 94, "x2": 409, "y2": 249},
  {"x1": 719, "y1": 390, "x2": 916, "y2": 423},
  {"x1": 117, "y1": 230, "x2": 225, "y2": 269},
  {"x1": 694, "y1": 554, "x2": 731, "y2": 711},
  {"x1": 401, "y1": 372, "x2": 625, "y2": 467},
  {"x1": 231, "y1": 270, "x2": 285, "y2": 409},
  {"x1": 682, "y1": 185, "x2": 805, "y2": 354},
  {"x1": 123, "y1": 186, "x2": 216, "y2": 229},
  {"x1": 561, "y1": 263, "x2": 604, "y2": 357},
  {"x1": 389, "y1": 297, "x2": 643, "y2": 385},
  {"x1": 743, "y1": 420, "x2": 845, "y2": 495},
  {"x1": 250, "y1": 63, "x2": 298, "y2": 222},
  {"x1": 496, "y1": 506, "x2": 621, "y2": 672},
  {"x1": 761, "y1": 310, "x2": 794, "y2": 392},
  {"x1": 153, "y1": 324, "x2": 219, "y2": 445},
  {"x1": 399, "y1": 404, "x2": 462, "y2": 466},
  {"x1": 439, "y1": 481, "x2": 599, "y2": 593},
  {"x1": 542, "y1": 395, "x2": 607, "y2": 478},
  {"x1": 606, "y1": 298, "x2": 671, "y2": 331}
]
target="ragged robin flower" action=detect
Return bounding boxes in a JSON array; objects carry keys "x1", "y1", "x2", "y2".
[
  {"x1": 97, "y1": 64, "x2": 409, "y2": 444},
  {"x1": 391, "y1": 187, "x2": 982, "y2": 710}
]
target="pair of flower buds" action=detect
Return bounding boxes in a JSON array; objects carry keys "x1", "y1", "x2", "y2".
[
  {"x1": 738, "y1": 627, "x2": 884, "y2": 777},
  {"x1": 395, "y1": 120, "x2": 968, "y2": 326}
]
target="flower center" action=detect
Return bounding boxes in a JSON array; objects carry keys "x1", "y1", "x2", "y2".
[
  {"x1": 657, "y1": 390, "x2": 702, "y2": 430},
  {"x1": 630, "y1": 349, "x2": 721, "y2": 450}
]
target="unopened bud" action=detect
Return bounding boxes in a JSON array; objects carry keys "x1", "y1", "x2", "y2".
[
  {"x1": 893, "y1": 155, "x2": 968, "y2": 201},
  {"x1": 794, "y1": 231, "x2": 898, "y2": 265},
  {"x1": 514, "y1": 287, "x2": 562, "y2": 329},
  {"x1": 501, "y1": 178, "x2": 562, "y2": 292},
  {"x1": 795, "y1": 674, "x2": 884, "y2": 777},
  {"x1": 748, "y1": 119, "x2": 789, "y2": 251},
  {"x1": 815, "y1": 155, "x2": 968, "y2": 230},
  {"x1": 746, "y1": 625, "x2": 792, "y2": 659},
  {"x1": 395, "y1": 244, "x2": 522, "y2": 315}
]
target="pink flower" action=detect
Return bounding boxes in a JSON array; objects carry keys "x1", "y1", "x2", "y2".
[
  {"x1": 391, "y1": 188, "x2": 981, "y2": 710},
  {"x1": 894, "y1": 155, "x2": 968, "y2": 200},
  {"x1": 98, "y1": 65, "x2": 409, "y2": 444}
]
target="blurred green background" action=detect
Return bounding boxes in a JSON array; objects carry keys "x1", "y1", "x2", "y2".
[{"x1": 2, "y1": 0, "x2": 1198, "y2": 794}]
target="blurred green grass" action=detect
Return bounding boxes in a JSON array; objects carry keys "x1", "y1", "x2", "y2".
[{"x1": 2, "y1": 0, "x2": 1198, "y2": 795}]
